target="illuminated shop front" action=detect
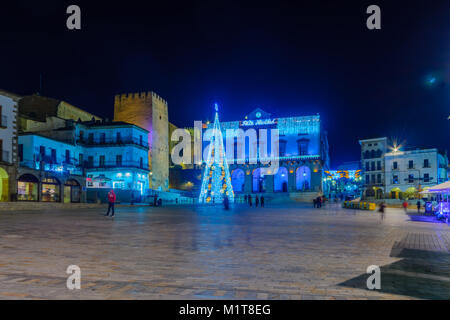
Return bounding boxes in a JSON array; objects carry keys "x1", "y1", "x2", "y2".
[
  {"x1": 64, "y1": 179, "x2": 81, "y2": 203},
  {"x1": 323, "y1": 170, "x2": 363, "y2": 199},
  {"x1": 17, "y1": 174, "x2": 39, "y2": 201},
  {"x1": 41, "y1": 177, "x2": 61, "y2": 202}
]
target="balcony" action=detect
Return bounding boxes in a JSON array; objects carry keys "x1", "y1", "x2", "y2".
[
  {"x1": 20, "y1": 159, "x2": 84, "y2": 176},
  {"x1": 0, "y1": 115, "x2": 7, "y2": 128},
  {"x1": 77, "y1": 137, "x2": 149, "y2": 149},
  {"x1": 83, "y1": 160, "x2": 149, "y2": 171}
]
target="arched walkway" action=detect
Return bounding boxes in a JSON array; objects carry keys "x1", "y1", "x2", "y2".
[
  {"x1": 274, "y1": 167, "x2": 288, "y2": 192},
  {"x1": 231, "y1": 169, "x2": 245, "y2": 193},
  {"x1": 296, "y1": 166, "x2": 311, "y2": 191},
  {"x1": 0, "y1": 167, "x2": 8, "y2": 202},
  {"x1": 41, "y1": 177, "x2": 61, "y2": 202},
  {"x1": 17, "y1": 174, "x2": 39, "y2": 201},
  {"x1": 64, "y1": 179, "x2": 81, "y2": 203},
  {"x1": 389, "y1": 187, "x2": 401, "y2": 199},
  {"x1": 252, "y1": 168, "x2": 265, "y2": 193}
]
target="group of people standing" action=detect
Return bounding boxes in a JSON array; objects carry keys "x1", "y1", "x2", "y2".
[
  {"x1": 244, "y1": 194, "x2": 265, "y2": 207},
  {"x1": 313, "y1": 196, "x2": 324, "y2": 208}
]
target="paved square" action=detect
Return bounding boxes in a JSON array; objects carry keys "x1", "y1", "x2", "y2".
[{"x1": 0, "y1": 203, "x2": 449, "y2": 299}]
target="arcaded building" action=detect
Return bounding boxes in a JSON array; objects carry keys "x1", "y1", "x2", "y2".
[
  {"x1": 208, "y1": 108, "x2": 330, "y2": 201},
  {"x1": 114, "y1": 92, "x2": 169, "y2": 191}
]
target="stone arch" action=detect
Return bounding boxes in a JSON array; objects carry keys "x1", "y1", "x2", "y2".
[
  {"x1": 231, "y1": 169, "x2": 245, "y2": 193},
  {"x1": 17, "y1": 173, "x2": 39, "y2": 201},
  {"x1": 274, "y1": 167, "x2": 288, "y2": 192},
  {"x1": 296, "y1": 166, "x2": 311, "y2": 191},
  {"x1": 252, "y1": 168, "x2": 265, "y2": 193}
]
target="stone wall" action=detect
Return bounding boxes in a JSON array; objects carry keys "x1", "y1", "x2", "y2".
[{"x1": 114, "y1": 92, "x2": 169, "y2": 191}]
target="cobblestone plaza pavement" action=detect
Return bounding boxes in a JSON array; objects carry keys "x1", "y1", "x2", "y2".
[{"x1": 0, "y1": 203, "x2": 449, "y2": 300}]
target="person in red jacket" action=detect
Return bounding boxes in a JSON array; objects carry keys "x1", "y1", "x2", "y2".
[
  {"x1": 402, "y1": 200, "x2": 408, "y2": 213},
  {"x1": 105, "y1": 189, "x2": 116, "y2": 217}
]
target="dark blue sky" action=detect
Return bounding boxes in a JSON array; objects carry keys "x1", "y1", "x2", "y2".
[{"x1": 1, "y1": 0, "x2": 449, "y2": 167}]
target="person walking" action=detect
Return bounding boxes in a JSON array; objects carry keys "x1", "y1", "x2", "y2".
[
  {"x1": 402, "y1": 200, "x2": 408, "y2": 213},
  {"x1": 244, "y1": 195, "x2": 248, "y2": 203},
  {"x1": 313, "y1": 198, "x2": 317, "y2": 208},
  {"x1": 260, "y1": 196, "x2": 264, "y2": 208},
  {"x1": 105, "y1": 189, "x2": 116, "y2": 217},
  {"x1": 317, "y1": 196, "x2": 322, "y2": 208},
  {"x1": 223, "y1": 195, "x2": 229, "y2": 210},
  {"x1": 255, "y1": 195, "x2": 259, "y2": 207},
  {"x1": 378, "y1": 202, "x2": 386, "y2": 220},
  {"x1": 416, "y1": 200, "x2": 421, "y2": 213},
  {"x1": 248, "y1": 194, "x2": 252, "y2": 207}
]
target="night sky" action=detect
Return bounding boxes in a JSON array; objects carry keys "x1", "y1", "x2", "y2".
[{"x1": 1, "y1": 0, "x2": 449, "y2": 167}]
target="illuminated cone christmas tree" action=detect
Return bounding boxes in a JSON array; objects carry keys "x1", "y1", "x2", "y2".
[{"x1": 199, "y1": 104, "x2": 234, "y2": 204}]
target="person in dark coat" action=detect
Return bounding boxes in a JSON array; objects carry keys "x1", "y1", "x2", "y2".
[
  {"x1": 248, "y1": 194, "x2": 252, "y2": 207},
  {"x1": 255, "y1": 195, "x2": 259, "y2": 207},
  {"x1": 417, "y1": 200, "x2": 421, "y2": 213},
  {"x1": 260, "y1": 196, "x2": 264, "y2": 207},
  {"x1": 313, "y1": 198, "x2": 317, "y2": 208},
  {"x1": 223, "y1": 195, "x2": 229, "y2": 210}
]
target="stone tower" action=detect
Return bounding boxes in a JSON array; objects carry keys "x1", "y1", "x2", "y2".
[{"x1": 114, "y1": 92, "x2": 169, "y2": 191}]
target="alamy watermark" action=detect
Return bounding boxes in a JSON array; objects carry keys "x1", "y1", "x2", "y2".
[{"x1": 170, "y1": 122, "x2": 280, "y2": 174}]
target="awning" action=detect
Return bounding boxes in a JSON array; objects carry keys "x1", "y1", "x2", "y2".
[{"x1": 426, "y1": 181, "x2": 450, "y2": 193}]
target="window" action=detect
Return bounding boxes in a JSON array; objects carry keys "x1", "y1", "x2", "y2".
[
  {"x1": 408, "y1": 174, "x2": 414, "y2": 183},
  {"x1": 393, "y1": 175, "x2": 399, "y2": 184},
  {"x1": 51, "y1": 149, "x2": 56, "y2": 163},
  {"x1": 377, "y1": 174, "x2": 382, "y2": 184},
  {"x1": 408, "y1": 160, "x2": 414, "y2": 169},
  {"x1": 116, "y1": 132, "x2": 122, "y2": 143},
  {"x1": 279, "y1": 139, "x2": 287, "y2": 157},
  {"x1": 79, "y1": 131, "x2": 84, "y2": 142},
  {"x1": 297, "y1": 139, "x2": 309, "y2": 156},
  {"x1": 393, "y1": 161, "x2": 398, "y2": 169},
  {"x1": 88, "y1": 133, "x2": 94, "y2": 143},
  {"x1": 99, "y1": 155, "x2": 105, "y2": 167},
  {"x1": 18, "y1": 144, "x2": 23, "y2": 162},
  {"x1": 65, "y1": 150, "x2": 70, "y2": 163},
  {"x1": 377, "y1": 161, "x2": 381, "y2": 171},
  {"x1": 424, "y1": 159, "x2": 429, "y2": 168},
  {"x1": 100, "y1": 133, "x2": 106, "y2": 144},
  {"x1": 39, "y1": 146, "x2": 45, "y2": 159},
  {"x1": 139, "y1": 135, "x2": 143, "y2": 146},
  {"x1": 365, "y1": 162, "x2": 370, "y2": 171},
  {"x1": 365, "y1": 175, "x2": 370, "y2": 184},
  {"x1": 371, "y1": 174, "x2": 376, "y2": 184},
  {"x1": 140, "y1": 157, "x2": 143, "y2": 168},
  {"x1": 79, "y1": 153, "x2": 83, "y2": 166},
  {"x1": 371, "y1": 161, "x2": 375, "y2": 171},
  {"x1": 88, "y1": 156, "x2": 94, "y2": 167},
  {"x1": 424, "y1": 173, "x2": 430, "y2": 183},
  {"x1": 116, "y1": 155, "x2": 122, "y2": 166}
]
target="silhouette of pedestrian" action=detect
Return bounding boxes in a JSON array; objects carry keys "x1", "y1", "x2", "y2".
[
  {"x1": 379, "y1": 202, "x2": 386, "y2": 220},
  {"x1": 313, "y1": 198, "x2": 317, "y2": 208},
  {"x1": 417, "y1": 200, "x2": 421, "y2": 213},
  {"x1": 223, "y1": 195, "x2": 229, "y2": 210},
  {"x1": 255, "y1": 195, "x2": 259, "y2": 207},
  {"x1": 248, "y1": 194, "x2": 252, "y2": 207},
  {"x1": 260, "y1": 196, "x2": 264, "y2": 207}
]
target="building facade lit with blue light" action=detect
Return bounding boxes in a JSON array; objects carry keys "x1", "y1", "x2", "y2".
[
  {"x1": 17, "y1": 119, "x2": 149, "y2": 203},
  {"x1": 205, "y1": 108, "x2": 330, "y2": 200}
]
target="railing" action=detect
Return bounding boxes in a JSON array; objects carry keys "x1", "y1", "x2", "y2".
[
  {"x1": 20, "y1": 160, "x2": 84, "y2": 176},
  {"x1": 0, "y1": 115, "x2": 7, "y2": 127},
  {"x1": 83, "y1": 161, "x2": 148, "y2": 171},
  {"x1": 77, "y1": 137, "x2": 148, "y2": 148},
  {"x1": 0, "y1": 150, "x2": 10, "y2": 163}
]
